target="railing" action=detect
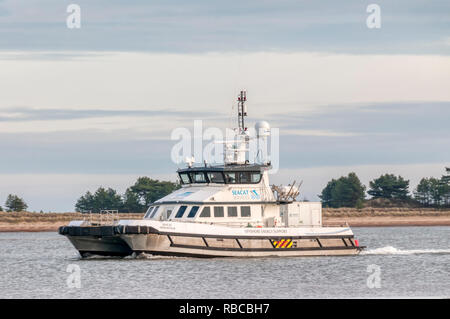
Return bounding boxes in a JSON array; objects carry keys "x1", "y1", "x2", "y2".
[
  {"x1": 160, "y1": 219, "x2": 346, "y2": 228},
  {"x1": 81, "y1": 210, "x2": 120, "y2": 226},
  {"x1": 167, "y1": 219, "x2": 262, "y2": 228},
  {"x1": 322, "y1": 221, "x2": 350, "y2": 228}
]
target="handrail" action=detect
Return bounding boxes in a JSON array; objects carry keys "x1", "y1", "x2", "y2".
[{"x1": 80, "y1": 210, "x2": 119, "y2": 226}]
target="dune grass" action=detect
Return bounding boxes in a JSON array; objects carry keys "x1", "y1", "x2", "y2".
[
  {"x1": 322, "y1": 207, "x2": 450, "y2": 217},
  {"x1": 0, "y1": 212, "x2": 144, "y2": 224}
]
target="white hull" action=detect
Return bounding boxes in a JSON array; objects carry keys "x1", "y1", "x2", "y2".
[
  {"x1": 116, "y1": 220, "x2": 363, "y2": 257},
  {"x1": 60, "y1": 219, "x2": 363, "y2": 258},
  {"x1": 120, "y1": 234, "x2": 361, "y2": 258}
]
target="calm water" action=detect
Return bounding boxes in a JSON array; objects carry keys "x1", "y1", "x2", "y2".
[{"x1": 0, "y1": 227, "x2": 449, "y2": 298}]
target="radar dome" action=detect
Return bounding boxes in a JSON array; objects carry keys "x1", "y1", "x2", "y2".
[{"x1": 255, "y1": 121, "x2": 271, "y2": 137}]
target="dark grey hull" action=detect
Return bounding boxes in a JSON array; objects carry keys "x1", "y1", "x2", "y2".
[
  {"x1": 59, "y1": 226, "x2": 133, "y2": 257},
  {"x1": 66, "y1": 235, "x2": 133, "y2": 257}
]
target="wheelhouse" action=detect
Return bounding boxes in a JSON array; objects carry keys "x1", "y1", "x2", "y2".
[{"x1": 177, "y1": 164, "x2": 266, "y2": 185}]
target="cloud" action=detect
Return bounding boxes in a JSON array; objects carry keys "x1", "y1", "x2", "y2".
[
  {"x1": 0, "y1": 101, "x2": 448, "y2": 177},
  {"x1": 280, "y1": 129, "x2": 359, "y2": 137},
  {"x1": 272, "y1": 101, "x2": 450, "y2": 137},
  {"x1": 0, "y1": 107, "x2": 219, "y2": 123},
  {"x1": 0, "y1": 0, "x2": 449, "y2": 54},
  {"x1": 1, "y1": 51, "x2": 449, "y2": 111}
]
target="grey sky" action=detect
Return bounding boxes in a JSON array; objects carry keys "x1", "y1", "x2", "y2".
[
  {"x1": 0, "y1": 0, "x2": 449, "y2": 54},
  {"x1": 0, "y1": 1, "x2": 449, "y2": 211},
  {"x1": 1, "y1": 101, "x2": 448, "y2": 174}
]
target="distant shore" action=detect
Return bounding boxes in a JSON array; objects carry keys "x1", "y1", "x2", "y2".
[
  {"x1": 0, "y1": 209, "x2": 450, "y2": 232},
  {"x1": 0, "y1": 212, "x2": 143, "y2": 232}
]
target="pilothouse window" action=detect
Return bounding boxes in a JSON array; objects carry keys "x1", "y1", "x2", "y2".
[
  {"x1": 224, "y1": 172, "x2": 237, "y2": 184},
  {"x1": 238, "y1": 172, "x2": 250, "y2": 183},
  {"x1": 190, "y1": 172, "x2": 207, "y2": 183},
  {"x1": 179, "y1": 173, "x2": 191, "y2": 184},
  {"x1": 207, "y1": 172, "x2": 225, "y2": 183},
  {"x1": 251, "y1": 173, "x2": 262, "y2": 183}
]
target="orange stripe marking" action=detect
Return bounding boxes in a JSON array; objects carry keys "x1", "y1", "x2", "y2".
[
  {"x1": 281, "y1": 240, "x2": 290, "y2": 248},
  {"x1": 276, "y1": 240, "x2": 284, "y2": 248}
]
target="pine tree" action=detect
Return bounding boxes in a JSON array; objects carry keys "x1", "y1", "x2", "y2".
[
  {"x1": 368, "y1": 174, "x2": 410, "y2": 199},
  {"x1": 75, "y1": 191, "x2": 95, "y2": 212},
  {"x1": 122, "y1": 188, "x2": 145, "y2": 213},
  {"x1": 441, "y1": 167, "x2": 450, "y2": 207},
  {"x1": 414, "y1": 176, "x2": 449, "y2": 207},
  {"x1": 319, "y1": 173, "x2": 366, "y2": 208},
  {"x1": 130, "y1": 177, "x2": 180, "y2": 206},
  {"x1": 414, "y1": 178, "x2": 432, "y2": 206},
  {"x1": 5, "y1": 194, "x2": 28, "y2": 212}
]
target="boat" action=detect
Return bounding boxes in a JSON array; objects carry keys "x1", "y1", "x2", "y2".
[{"x1": 59, "y1": 90, "x2": 365, "y2": 257}]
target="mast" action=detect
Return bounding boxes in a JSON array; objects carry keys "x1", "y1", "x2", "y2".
[
  {"x1": 223, "y1": 90, "x2": 249, "y2": 165},
  {"x1": 237, "y1": 90, "x2": 247, "y2": 134}
]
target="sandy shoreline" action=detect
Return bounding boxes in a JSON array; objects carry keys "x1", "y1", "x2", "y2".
[
  {"x1": 0, "y1": 210, "x2": 449, "y2": 231},
  {"x1": 323, "y1": 215, "x2": 450, "y2": 227}
]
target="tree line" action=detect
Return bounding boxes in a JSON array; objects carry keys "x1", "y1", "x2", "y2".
[
  {"x1": 75, "y1": 177, "x2": 180, "y2": 213},
  {"x1": 0, "y1": 194, "x2": 28, "y2": 212},
  {"x1": 319, "y1": 167, "x2": 450, "y2": 208},
  {"x1": 1, "y1": 168, "x2": 449, "y2": 213}
]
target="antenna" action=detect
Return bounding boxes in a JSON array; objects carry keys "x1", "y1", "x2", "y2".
[
  {"x1": 237, "y1": 90, "x2": 247, "y2": 134},
  {"x1": 218, "y1": 90, "x2": 249, "y2": 165}
]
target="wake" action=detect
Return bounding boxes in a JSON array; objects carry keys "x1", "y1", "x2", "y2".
[
  {"x1": 76, "y1": 252, "x2": 186, "y2": 260},
  {"x1": 125, "y1": 252, "x2": 187, "y2": 260},
  {"x1": 362, "y1": 246, "x2": 450, "y2": 256}
]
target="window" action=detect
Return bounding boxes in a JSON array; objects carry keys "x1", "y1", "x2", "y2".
[
  {"x1": 179, "y1": 173, "x2": 191, "y2": 184},
  {"x1": 175, "y1": 206, "x2": 187, "y2": 218},
  {"x1": 207, "y1": 172, "x2": 225, "y2": 183},
  {"x1": 214, "y1": 206, "x2": 224, "y2": 217},
  {"x1": 227, "y1": 206, "x2": 238, "y2": 217},
  {"x1": 224, "y1": 172, "x2": 261, "y2": 184},
  {"x1": 251, "y1": 173, "x2": 262, "y2": 183},
  {"x1": 144, "y1": 206, "x2": 154, "y2": 219},
  {"x1": 224, "y1": 172, "x2": 237, "y2": 184},
  {"x1": 241, "y1": 206, "x2": 251, "y2": 217},
  {"x1": 238, "y1": 172, "x2": 250, "y2": 183},
  {"x1": 187, "y1": 206, "x2": 200, "y2": 218},
  {"x1": 199, "y1": 207, "x2": 211, "y2": 217},
  {"x1": 190, "y1": 172, "x2": 207, "y2": 183},
  {"x1": 150, "y1": 206, "x2": 160, "y2": 218}
]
